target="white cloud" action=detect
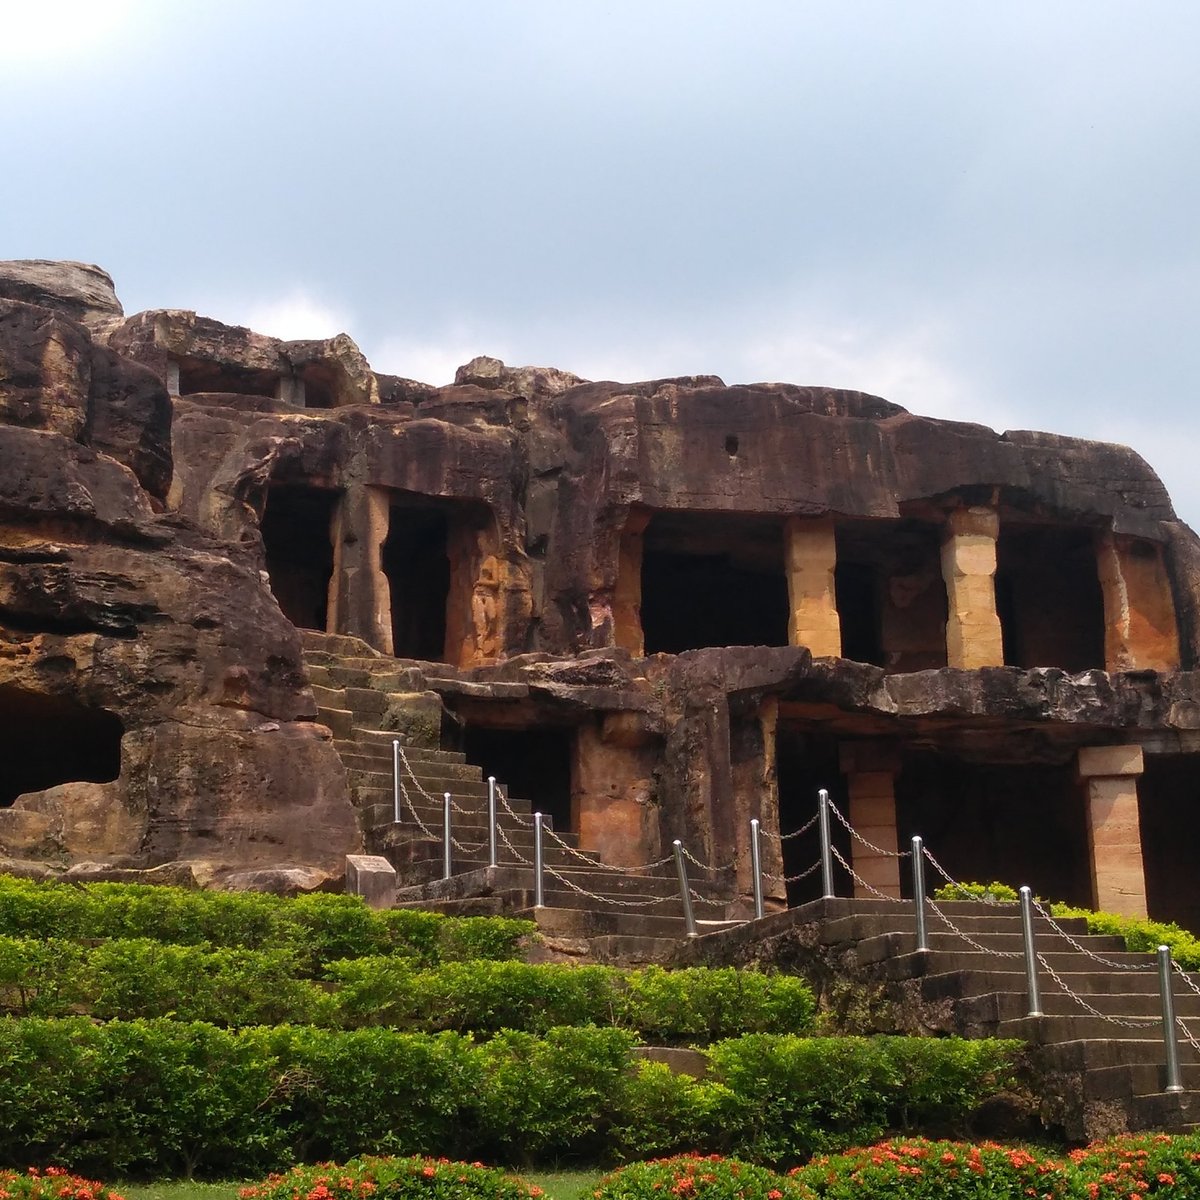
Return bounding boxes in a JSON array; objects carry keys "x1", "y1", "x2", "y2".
[
  {"x1": 370, "y1": 334, "x2": 514, "y2": 386},
  {"x1": 214, "y1": 291, "x2": 353, "y2": 342}
]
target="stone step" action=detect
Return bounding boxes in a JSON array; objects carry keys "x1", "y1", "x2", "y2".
[
  {"x1": 1001, "y1": 1013, "x2": 1200, "y2": 1046},
  {"x1": 919, "y1": 967, "x2": 1200, "y2": 1000},
  {"x1": 353, "y1": 785, "x2": 533, "y2": 814},
  {"x1": 362, "y1": 808, "x2": 585, "y2": 849},
  {"x1": 305, "y1": 664, "x2": 333, "y2": 686},
  {"x1": 347, "y1": 768, "x2": 498, "y2": 794},
  {"x1": 878, "y1": 947, "x2": 1161, "y2": 981},
  {"x1": 817, "y1": 911, "x2": 1095, "y2": 944},
  {"x1": 959, "y1": 988, "x2": 1200, "y2": 1023},
  {"x1": 300, "y1": 630, "x2": 383, "y2": 658},
  {"x1": 326, "y1": 666, "x2": 426, "y2": 692},
  {"x1": 342, "y1": 754, "x2": 483, "y2": 782},
  {"x1": 854, "y1": 929, "x2": 1129, "y2": 965},
  {"x1": 528, "y1": 905, "x2": 744, "y2": 940},
  {"x1": 338, "y1": 738, "x2": 469, "y2": 766},
  {"x1": 317, "y1": 707, "x2": 354, "y2": 738}
]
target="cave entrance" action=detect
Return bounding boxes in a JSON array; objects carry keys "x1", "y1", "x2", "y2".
[
  {"x1": 775, "y1": 725, "x2": 850, "y2": 907},
  {"x1": 996, "y1": 524, "x2": 1105, "y2": 671},
  {"x1": 261, "y1": 485, "x2": 338, "y2": 631},
  {"x1": 1137, "y1": 754, "x2": 1200, "y2": 933},
  {"x1": 835, "y1": 520, "x2": 947, "y2": 671},
  {"x1": 462, "y1": 724, "x2": 575, "y2": 834},
  {"x1": 895, "y1": 750, "x2": 1091, "y2": 905},
  {"x1": 172, "y1": 354, "x2": 280, "y2": 399},
  {"x1": 383, "y1": 494, "x2": 493, "y2": 663},
  {"x1": 640, "y1": 512, "x2": 789, "y2": 654},
  {"x1": 0, "y1": 686, "x2": 123, "y2": 807}
]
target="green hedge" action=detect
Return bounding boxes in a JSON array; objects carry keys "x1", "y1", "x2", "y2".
[
  {"x1": 0, "y1": 1019, "x2": 1021, "y2": 1176},
  {"x1": 0, "y1": 940, "x2": 813, "y2": 1039},
  {"x1": 0, "y1": 875, "x2": 532, "y2": 970}
]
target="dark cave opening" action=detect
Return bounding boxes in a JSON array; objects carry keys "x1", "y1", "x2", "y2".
[
  {"x1": 383, "y1": 503, "x2": 451, "y2": 661},
  {"x1": 462, "y1": 725, "x2": 574, "y2": 834},
  {"x1": 0, "y1": 686, "x2": 124, "y2": 807},
  {"x1": 261, "y1": 485, "x2": 338, "y2": 631},
  {"x1": 640, "y1": 513, "x2": 789, "y2": 654},
  {"x1": 1138, "y1": 755, "x2": 1200, "y2": 934}
]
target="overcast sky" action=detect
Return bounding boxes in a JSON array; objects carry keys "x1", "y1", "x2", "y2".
[{"x1": 3, "y1": 1, "x2": 1198, "y2": 525}]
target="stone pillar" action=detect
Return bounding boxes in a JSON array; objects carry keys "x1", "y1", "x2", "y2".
[
  {"x1": 785, "y1": 516, "x2": 841, "y2": 657},
  {"x1": 1077, "y1": 744, "x2": 1148, "y2": 918},
  {"x1": 941, "y1": 506, "x2": 1004, "y2": 669},
  {"x1": 1097, "y1": 532, "x2": 1181, "y2": 672},
  {"x1": 165, "y1": 360, "x2": 181, "y2": 397},
  {"x1": 614, "y1": 510, "x2": 651, "y2": 657},
  {"x1": 275, "y1": 376, "x2": 306, "y2": 407},
  {"x1": 330, "y1": 485, "x2": 392, "y2": 652},
  {"x1": 839, "y1": 742, "x2": 902, "y2": 899}
]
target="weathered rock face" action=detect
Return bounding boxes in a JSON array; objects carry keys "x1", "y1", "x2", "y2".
[
  {"x1": 0, "y1": 261, "x2": 123, "y2": 334},
  {"x1": 0, "y1": 264, "x2": 357, "y2": 888},
  {"x1": 3, "y1": 259, "x2": 1200, "y2": 923}
]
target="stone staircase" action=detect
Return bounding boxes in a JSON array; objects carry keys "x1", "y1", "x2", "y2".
[
  {"x1": 301, "y1": 630, "x2": 743, "y2": 960},
  {"x1": 680, "y1": 896, "x2": 1200, "y2": 1137}
]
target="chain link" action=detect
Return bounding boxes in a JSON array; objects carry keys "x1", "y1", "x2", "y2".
[
  {"x1": 681, "y1": 843, "x2": 739, "y2": 873},
  {"x1": 761, "y1": 811, "x2": 820, "y2": 842},
  {"x1": 496, "y1": 786, "x2": 534, "y2": 827},
  {"x1": 496, "y1": 822, "x2": 533, "y2": 865},
  {"x1": 542, "y1": 864, "x2": 681, "y2": 908},
  {"x1": 830, "y1": 845, "x2": 896, "y2": 901},
  {"x1": 1035, "y1": 953, "x2": 1161, "y2": 1027},
  {"x1": 827, "y1": 797, "x2": 912, "y2": 859},
  {"x1": 1030, "y1": 898, "x2": 1155, "y2": 971},
  {"x1": 1177, "y1": 1016, "x2": 1200, "y2": 1057},
  {"x1": 925, "y1": 896, "x2": 1024, "y2": 959},
  {"x1": 763, "y1": 859, "x2": 823, "y2": 884}
]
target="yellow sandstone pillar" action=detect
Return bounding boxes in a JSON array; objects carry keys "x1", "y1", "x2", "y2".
[
  {"x1": 941, "y1": 506, "x2": 1004, "y2": 669},
  {"x1": 1096, "y1": 532, "x2": 1181, "y2": 672},
  {"x1": 1077, "y1": 744, "x2": 1148, "y2": 918},
  {"x1": 839, "y1": 743, "x2": 902, "y2": 899},
  {"x1": 614, "y1": 510, "x2": 651, "y2": 657},
  {"x1": 785, "y1": 516, "x2": 842, "y2": 657}
]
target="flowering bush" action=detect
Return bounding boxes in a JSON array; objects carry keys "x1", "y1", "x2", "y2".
[
  {"x1": 1068, "y1": 1132, "x2": 1200, "y2": 1197},
  {"x1": 0, "y1": 1168, "x2": 125, "y2": 1200},
  {"x1": 239, "y1": 1156, "x2": 542, "y2": 1200},
  {"x1": 787, "y1": 1138, "x2": 1073, "y2": 1198},
  {"x1": 590, "y1": 1154, "x2": 798, "y2": 1200}
]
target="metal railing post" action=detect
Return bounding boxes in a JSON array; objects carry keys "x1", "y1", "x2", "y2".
[
  {"x1": 487, "y1": 776, "x2": 498, "y2": 868},
  {"x1": 442, "y1": 792, "x2": 452, "y2": 881},
  {"x1": 673, "y1": 839, "x2": 698, "y2": 937},
  {"x1": 818, "y1": 788, "x2": 835, "y2": 899},
  {"x1": 392, "y1": 739, "x2": 401, "y2": 824},
  {"x1": 750, "y1": 817, "x2": 765, "y2": 920},
  {"x1": 1159, "y1": 945, "x2": 1184, "y2": 1094},
  {"x1": 533, "y1": 813, "x2": 545, "y2": 908},
  {"x1": 1019, "y1": 886, "x2": 1044, "y2": 1018},
  {"x1": 911, "y1": 835, "x2": 929, "y2": 953}
]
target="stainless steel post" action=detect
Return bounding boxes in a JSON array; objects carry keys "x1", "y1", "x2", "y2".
[
  {"x1": 487, "y1": 776, "x2": 498, "y2": 868},
  {"x1": 1019, "y1": 886, "x2": 1044, "y2": 1018},
  {"x1": 750, "y1": 818, "x2": 765, "y2": 920},
  {"x1": 392, "y1": 739, "x2": 401, "y2": 824},
  {"x1": 818, "y1": 788, "x2": 835, "y2": 899},
  {"x1": 673, "y1": 839, "x2": 697, "y2": 937},
  {"x1": 1159, "y1": 945, "x2": 1184, "y2": 1094},
  {"x1": 442, "y1": 792, "x2": 452, "y2": 881},
  {"x1": 911, "y1": 835, "x2": 929, "y2": 953},
  {"x1": 533, "y1": 813, "x2": 545, "y2": 908}
]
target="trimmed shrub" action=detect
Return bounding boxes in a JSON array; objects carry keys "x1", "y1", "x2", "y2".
[
  {"x1": 704, "y1": 1035, "x2": 1024, "y2": 1165},
  {"x1": 789, "y1": 1138, "x2": 1073, "y2": 1198},
  {"x1": 1068, "y1": 1132, "x2": 1200, "y2": 1196},
  {"x1": 611, "y1": 1061, "x2": 740, "y2": 1161},
  {"x1": 240, "y1": 1157, "x2": 544, "y2": 1200},
  {"x1": 0, "y1": 1169, "x2": 127, "y2": 1200},
  {"x1": 0, "y1": 874, "x2": 534, "y2": 969},
  {"x1": 591, "y1": 1154, "x2": 793, "y2": 1200}
]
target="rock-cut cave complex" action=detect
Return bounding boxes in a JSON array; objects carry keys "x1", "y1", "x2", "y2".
[{"x1": 1, "y1": 258, "x2": 1199, "y2": 930}]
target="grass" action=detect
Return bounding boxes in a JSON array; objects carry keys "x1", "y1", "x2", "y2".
[{"x1": 119, "y1": 1171, "x2": 598, "y2": 1200}]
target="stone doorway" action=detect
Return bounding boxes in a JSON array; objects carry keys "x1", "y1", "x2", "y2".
[
  {"x1": 461, "y1": 724, "x2": 575, "y2": 834},
  {"x1": 1137, "y1": 753, "x2": 1200, "y2": 932},
  {"x1": 261, "y1": 485, "x2": 338, "y2": 631},
  {"x1": 639, "y1": 512, "x2": 789, "y2": 654},
  {"x1": 996, "y1": 524, "x2": 1105, "y2": 671},
  {"x1": 0, "y1": 686, "x2": 123, "y2": 806}
]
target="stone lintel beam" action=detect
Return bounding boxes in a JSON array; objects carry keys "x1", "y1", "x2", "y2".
[
  {"x1": 1077, "y1": 744, "x2": 1148, "y2": 918},
  {"x1": 785, "y1": 516, "x2": 841, "y2": 658},
  {"x1": 839, "y1": 741, "x2": 902, "y2": 899},
  {"x1": 941, "y1": 505, "x2": 1004, "y2": 669}
]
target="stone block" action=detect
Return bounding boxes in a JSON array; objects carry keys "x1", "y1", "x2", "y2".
[
  {"x1": 345, "y1": 854, "x2": 396, "y2": 908},
  {"x1": 1078, "y1": 745, "x2": 1144, "y2": 779}
]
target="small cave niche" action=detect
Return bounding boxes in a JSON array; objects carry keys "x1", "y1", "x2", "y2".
[
  {"x1": 0, "y1": 686, "x2": 123, "y2": 807},
  {"x1": 895, "y1": 750, "x2": 1091, "y2": 905},
  {"x1": 835, "y1": 520, "x2": 947, "y2": 671},
  {"x1": 640, "y1": 512, "x2": 789, "y2": 654},
  {"x1": 298, "y1": 363, "x2": 339, "y2": 410},
  {"x1": 383, "y1": 494, "x2": 492, "y2": 663},
  {"x1": 461, "y1": 724, "x2": 574, "y2": 834},
  {"x1": 261, "y1": 485, "x2": 339, "y2": 631},
  {"x1": 1138, "y1": 755, "x2": 1200, "y2": 933},
  {"x1": 174, "y1": 354, "x2": 280, "y2": 399},
  {"x1": 775, "y1": 726, "x2": 850, "y2": 907},
  {"x1": 996, "y1": 524, "x2": 1105, "y2": 671}
]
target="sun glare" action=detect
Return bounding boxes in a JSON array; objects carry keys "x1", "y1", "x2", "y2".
[{"x1": 0, "y1": 0, "x2": 138, "y2": 66}]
